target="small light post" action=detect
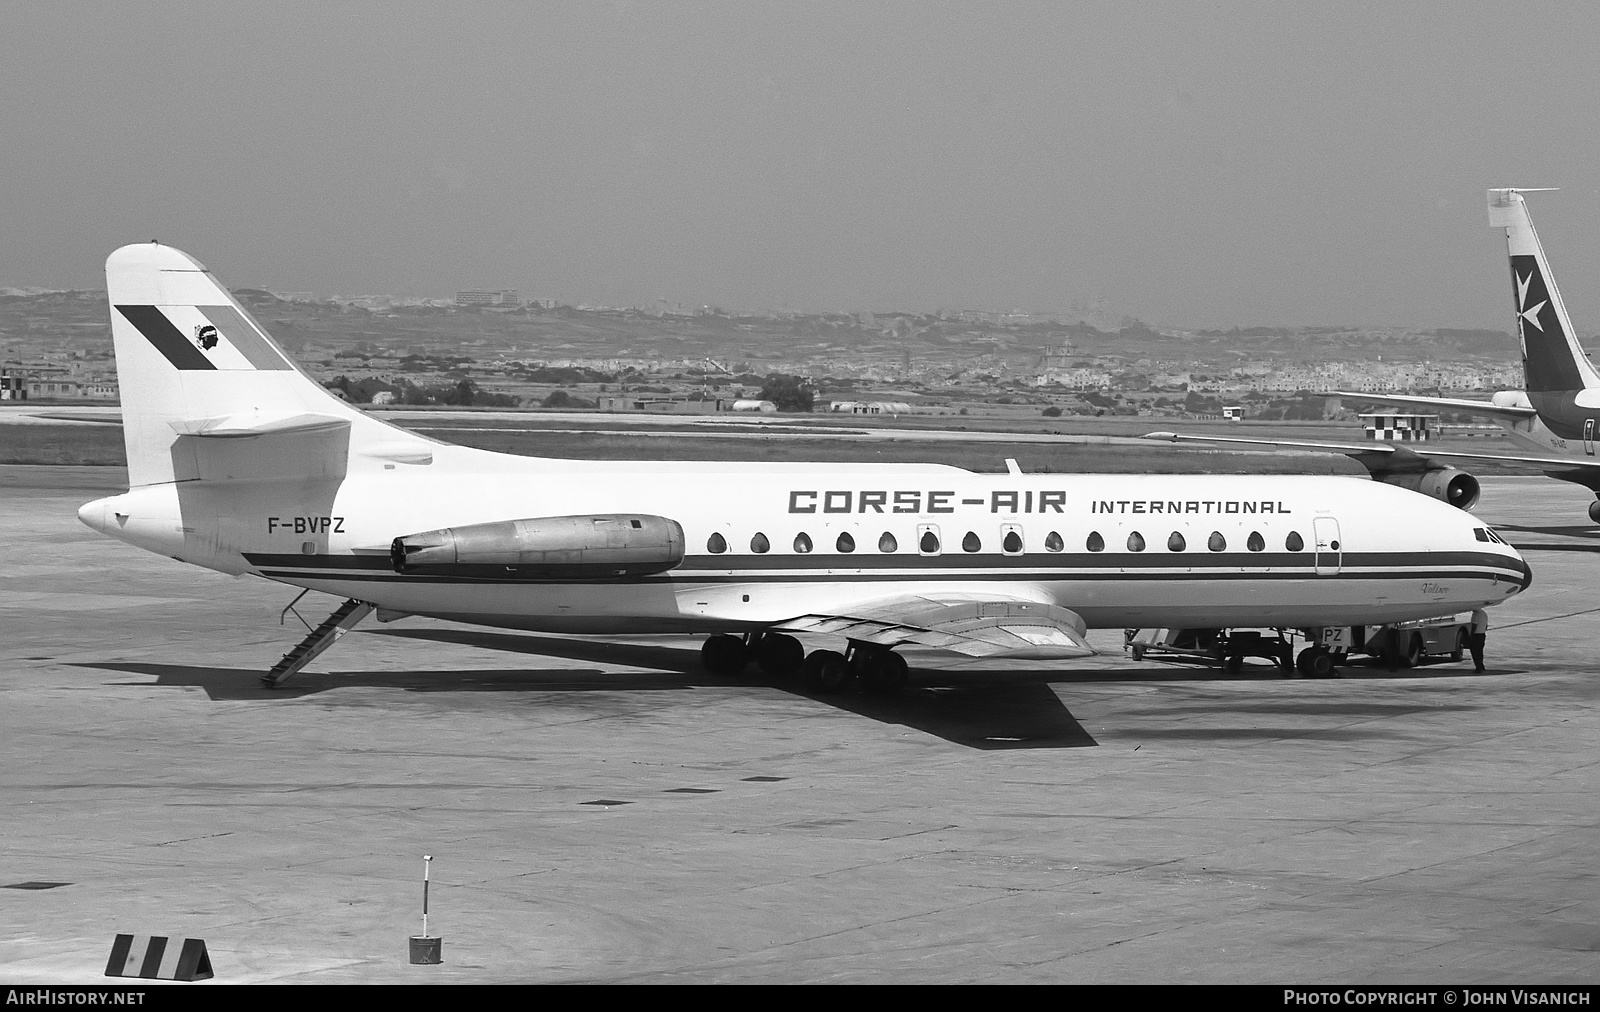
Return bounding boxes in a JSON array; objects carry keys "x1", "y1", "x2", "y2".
[{"x1": 408, "y1": 854, "x2": 442, "y2": 964}]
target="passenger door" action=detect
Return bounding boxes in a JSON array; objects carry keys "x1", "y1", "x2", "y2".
[{"x1": 1313, "y1": 516, "x2": 1342, "y2": 576}]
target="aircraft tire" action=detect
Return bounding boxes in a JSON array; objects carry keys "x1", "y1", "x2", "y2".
[
  {"x1": 801, "y1": 649, "x2": 849, "y2": 694},
  {"x1": 701, "y1": 634, "x2": 750, "y2": 676},
  {"x1": 755, "y1": 633, "x2": 806, "y2": 676},
  {"x1": 1589, "y1": 499, "x2": 1600, "y2": 524},
  {"x1": 1399, "y1": 634, "x2": 1423, "y2": 669},
  {"x1": 1224, "y1": 654, "x2": 1243, "y2": 674},
  {"x1": 859, "y1": 650, "x2": 909, "y2": 694},
  {"x1": 1305, "y1": 648, "x2": 1337, "y2": 679},
  {"x1": 1295, "y1": 648, "x2": 1314, "y2": 678},
  {"x1": 1450, "y1": 630, "x2": 1467, "y2": 664}
]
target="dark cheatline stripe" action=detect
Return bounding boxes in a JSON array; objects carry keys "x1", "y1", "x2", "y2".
[
  {"x1": 248, "y1": 554, "x2": 1519, "y2": 587},
  {"x1": 252, "y1": 569, "x2": 1514, "y2": 589},
  {"x1": 244, "y1": 549, "x2": 1526, "y2": 583},
  {"x1": 116, "y1": 305, "x2": 215, "y2": 370},
  {"x1": 672, "y1": 549, "x2": 1520, "y2": 574},
  {"x1": 198, "y1": 304, "x2": 293, "y2": 370}
]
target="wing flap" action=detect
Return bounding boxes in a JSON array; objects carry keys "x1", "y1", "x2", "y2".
[{"x1": 774, "y1": 597, "x2": 1095, "y2": 659}]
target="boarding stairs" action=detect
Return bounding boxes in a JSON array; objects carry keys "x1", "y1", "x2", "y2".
[{"x1": 262, "y1": 597, "x2": 374, "y2": 688}]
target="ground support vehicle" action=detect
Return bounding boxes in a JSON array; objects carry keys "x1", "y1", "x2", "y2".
[
  {"x1": 1124, "y1": 627, "x2": 1295, "y2": 674},
  {"x1": 1124, "y1": 612, "x2": 1483, "y2": 678}
]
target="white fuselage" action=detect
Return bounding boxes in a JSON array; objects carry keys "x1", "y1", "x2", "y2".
[{"x1": 80, "y1": 446, "x2": 1530, "y2": 636}]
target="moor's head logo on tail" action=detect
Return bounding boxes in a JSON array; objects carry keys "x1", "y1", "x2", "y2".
[{"x1": 194, "y1": 324, "x2": 219, "y2": 351}]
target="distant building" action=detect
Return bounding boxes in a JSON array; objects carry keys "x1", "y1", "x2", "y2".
[
  {"x1": 1, "y1": 368, "x2": 26, "y2": 401},
  {"x1": 829, "y1": 400, "x2": 913, "y2": 415},
  {"x1": 598, "y1": 395, "x2": 724, "y2": 414},
  {"x1": 24, "y1": 377, "x2": 118, "y2": 400},
  {"x1": 455, "y1": 290, "x2": 519, "y2": 307},
  {"x1": 1360, "y1": 412, "x2": 1436, "y2": 442},
  {"x1": 729, "y1": 399, "x2": 777, "y2": 413}
]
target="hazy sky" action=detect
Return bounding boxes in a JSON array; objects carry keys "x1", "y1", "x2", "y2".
[{"x1": 6, "y1": 1, "x2": 1600, "y2": 329}]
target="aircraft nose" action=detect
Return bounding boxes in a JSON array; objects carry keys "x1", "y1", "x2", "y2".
[
  {"x1": 77, "y1": 497, "x2": 108, "y2": 533},
  {"x1": 1510, "y1": 551, "x2": 1533, "y2": 592}
]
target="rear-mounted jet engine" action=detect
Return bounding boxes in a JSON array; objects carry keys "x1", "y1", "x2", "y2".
[
  {"x1": 1374, "y1": 467, "x2": 1480, "y2": 511},
  {"x1": 391, "y1": 514, "x2": 685, "y2": 580}
]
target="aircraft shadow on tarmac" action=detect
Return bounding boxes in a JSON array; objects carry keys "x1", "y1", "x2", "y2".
[
  {"x1": 372, "y1": 627, "x2": 1100, "y2": 750},
  {"x1": 76, "y1": 628, "x2": 1519, "y2": 753},
  {"x1": 77, "y1": 627, "x2": 1099, "y2": 751}
]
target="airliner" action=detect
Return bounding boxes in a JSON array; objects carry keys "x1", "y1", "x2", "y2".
[
  {"x1": 77, "y1": 243, "x2": 1531, "y2": 690},
  {"x1": 1151, "y1": 189, "x2": 1600, "y2": 523}
]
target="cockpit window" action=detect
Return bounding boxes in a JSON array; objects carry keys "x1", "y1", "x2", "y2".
[{"x1": 1474, "y1": 528, "x2": 1490, "y2": 543}]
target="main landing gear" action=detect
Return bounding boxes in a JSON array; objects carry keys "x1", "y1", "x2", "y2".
[
  {"x1": 1588, "y1": 498, "x2": 1600, "y2": 524},
  {"x1": 700, "y1": 633, "x2": 908, "y2": 695}
]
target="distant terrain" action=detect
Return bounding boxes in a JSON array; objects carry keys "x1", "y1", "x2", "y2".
[{"x1": 1, "y1": 287, "x2": 1532, "y2": 423}]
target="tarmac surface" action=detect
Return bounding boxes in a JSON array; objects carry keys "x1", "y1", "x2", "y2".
[{"x1": 1, "y1": 465, "x2": 1597, "y2": 984}]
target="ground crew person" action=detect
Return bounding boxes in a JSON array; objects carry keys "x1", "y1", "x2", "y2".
[{"x1": 1469, "y1": 609, "x2": 1488, "y2": 672}]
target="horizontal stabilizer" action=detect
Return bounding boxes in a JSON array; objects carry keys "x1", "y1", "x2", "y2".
[
  {"x1": 169, "y1": 411, "x2": 350, "y2": 438},
  {"x1": 356, "y1": 441, "x2": 435, "y2": 465}
]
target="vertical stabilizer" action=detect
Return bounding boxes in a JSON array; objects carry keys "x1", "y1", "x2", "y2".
[
  {"x1": 104, "y1": 243, "x2": 397, "y2": 487},
  {"x1": 1487, "y1": 189, "x2": 1600, "y2": 392}
]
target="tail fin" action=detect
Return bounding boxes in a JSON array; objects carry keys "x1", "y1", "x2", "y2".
[
  {"x1": 1487, "y1": 189, "x2": 1600, "y2": 393},
  {"x1": 106, "y1": 243, "x2": 417, "y2": 486}
]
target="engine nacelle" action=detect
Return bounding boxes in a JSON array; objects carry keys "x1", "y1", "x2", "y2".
[
  {"x1": 391, "y1": 514, "x2": 685, "y2": 580},
  {"x1": 1374, "y1": 467, "x2": 1480, "y2": 511}
]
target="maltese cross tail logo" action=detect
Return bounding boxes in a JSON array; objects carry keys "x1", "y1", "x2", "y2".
[{"x1": 1516, "y1": 271, "x2": 1547, "y2": 332}]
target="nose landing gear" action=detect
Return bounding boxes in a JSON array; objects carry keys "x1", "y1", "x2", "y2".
[{"x1": 1294, "y1": 646, "x2": 1338, "y2": 679}]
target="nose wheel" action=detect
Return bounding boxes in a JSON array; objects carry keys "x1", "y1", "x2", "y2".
[{"x1": 1295, "y1": 646, "x2": 1339, "y2": 678}]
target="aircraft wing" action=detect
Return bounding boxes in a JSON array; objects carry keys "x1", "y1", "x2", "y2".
[
  {"x1": 1330, "y1": 391, "x2": 1538, "y2": 420},
  {"x1": 772, "y1": 596, "x2": 1095, "y2": 659},
  {"x1": 1143, "y1": 430, "x2": 1424, "y2": 469},
  {"x1": 1142, "y1": 431, "x2": 1600, "y2": 475}
]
